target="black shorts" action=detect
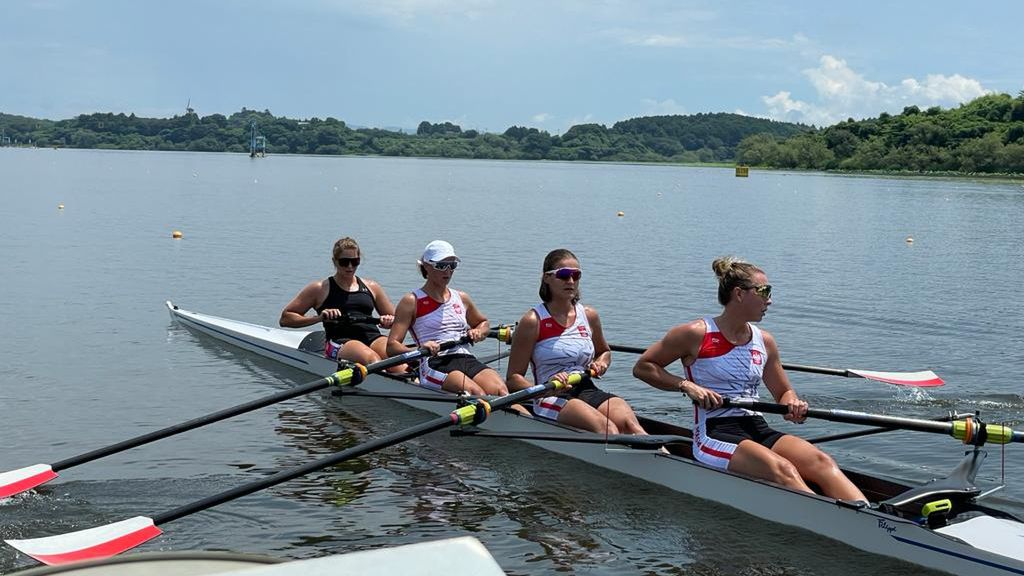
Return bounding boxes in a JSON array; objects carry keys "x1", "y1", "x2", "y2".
[
  {"x1": 324, "y1": 331, "x2": 384, "y2": 359},
  {"x1": 569, "y1": 380, "x2": 617, "y2": 410},
  {"x1": 705, "y1": 415, "x2": 784, "y2": 449},
  {"x1": 426, "y1": 353, "x2": 488, "y2": 379}
]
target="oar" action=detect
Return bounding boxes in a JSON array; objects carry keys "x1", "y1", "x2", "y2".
[
  {"x1": 725, "y1": 399, "x2": 1024, "y2": 446},
  {"x1": 323, "y1": 313, "x2": 381, "y2": 325},
  {"x1": 605, "y1": 343, "x2": 943, "y2": 387},
  {"x1": 4, "y1": 372, "x2": 584, "y2": 565},
  {"x1": 0, "y1": 336, "x2": 474, "y2": 500},
  {"x1": 450, "y1": 428, "x2": 690, "y2": 449},
  {"x1": 808, "y1": 411, "x2": 962, "y2": 444}
]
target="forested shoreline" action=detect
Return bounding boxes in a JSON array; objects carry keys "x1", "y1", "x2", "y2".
[
  {"x1": 737, "y1": 93, "x2": 1024, "y2": 175},
  {"x1": 3, "y1": 92, "x2": 1024, "y2": 175}
]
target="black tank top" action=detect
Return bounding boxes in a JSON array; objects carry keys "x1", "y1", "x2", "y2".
[{"x1": 316, "y1": 277, "x2": 379, "y2": 342}]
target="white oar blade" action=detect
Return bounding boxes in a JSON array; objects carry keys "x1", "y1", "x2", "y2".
[
  {"x1": 849, "y1": 369, "x2": 944, "y2": 387},
  {"x1": 0, "y1": 464, "x2": 57, "y2": 499},
  {"x1": 5, "y1": 516, "x2": 161, "y2": 565}
]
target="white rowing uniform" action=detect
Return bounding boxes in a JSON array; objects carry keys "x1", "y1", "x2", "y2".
[
  {"x1": 685, "y1": 316, "x2": 767, "y2": 470},
  {"x1": 409, "y1": 287, "x2": 472, "y2": 389},
  {"x1": 530, "y1": 302, "x2": 594, "y2": 420}
]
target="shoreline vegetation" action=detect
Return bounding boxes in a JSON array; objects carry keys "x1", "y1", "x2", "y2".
[{"x1": 2, "y1": 93, "x2": 1023, "y2": 178}]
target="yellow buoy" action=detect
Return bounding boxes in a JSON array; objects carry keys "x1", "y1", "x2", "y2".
[
  {"x1": 905, "y1": 236, "x2": 914, "y2": 244},
  {"x1": 57, "y1": 204, "x2": 64, "y2": 210},
  {"x1": 172, "y1": 230, "x2": 183, "y2": 239},
  {"x1": 735, "y1": 166, "x2": 750, "y2": 177},
  {"x1": 617, "y1": 211, "x2": 625, "y2": 217}
]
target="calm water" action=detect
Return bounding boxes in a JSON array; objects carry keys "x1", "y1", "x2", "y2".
[{"x1": 0, "y1": 148, "x2": 1022, "y2": 575}]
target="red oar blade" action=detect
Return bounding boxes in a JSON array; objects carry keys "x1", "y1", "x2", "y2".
[
  {"x1": 0, "y1": 464, "x2": 57, "y2": 499},
  {"x1": 849, "y1": 369, "x2": 944, "y2": 387},
  {"x1": 5, "y1": 516, "x2": 162, "y2": 565}
]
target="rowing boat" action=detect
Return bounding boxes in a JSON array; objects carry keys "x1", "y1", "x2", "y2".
[{"x1": 164, "y1": 301, "x2": 1024, "y2": 576}]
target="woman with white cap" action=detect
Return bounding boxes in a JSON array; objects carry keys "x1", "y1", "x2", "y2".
[{"x1": 387, "y1": 240, "x2": 508, "y2": 396}]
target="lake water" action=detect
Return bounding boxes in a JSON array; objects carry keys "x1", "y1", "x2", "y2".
[{"x1": 0, "y1": 148, "x2": 1022, "y2": 575}]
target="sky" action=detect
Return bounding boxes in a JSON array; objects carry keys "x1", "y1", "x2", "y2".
[{"x1": 1, "y1": 0, "x2": 1021, "y2": 133}]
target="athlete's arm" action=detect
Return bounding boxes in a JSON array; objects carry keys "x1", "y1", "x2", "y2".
[
  {"x1": 279, "y1": 280, "x2": 327, "y2": 328},
  {"x1": 633, "y1": 320, "x2": 722, "y2": 409},
  {"x1": 460, "y1": 291, "x2": 490, "y2": 343},
  {"x1": 387, "y1": 294, "x2": 430, "y2": 355},
  {"x1": 364, "y1": 278, "x2": 396, "y2": 328}
]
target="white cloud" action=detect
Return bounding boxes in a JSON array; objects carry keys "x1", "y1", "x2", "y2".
[
  {"x1": 640, "y1": 98, "x2": 687, "y2": 116},
  {"x1": 626, "y1": 34, "x2": 689, "y2": 47},
  {"x1": 532, "y1": 112, "x2": 552, "y2": 123},
  {"x1": 762, "y1": 55, "x2": 992, "y2": 126}
]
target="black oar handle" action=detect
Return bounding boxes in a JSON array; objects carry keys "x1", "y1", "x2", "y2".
[{"x1": 323, "y1": 313, "x2": 381, "y2": 326}]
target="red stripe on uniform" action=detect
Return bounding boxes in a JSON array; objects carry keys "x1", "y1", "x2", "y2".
[
  {"x1": 699, "y1": 443, "x2": 733, "y2": 460},
  {"x1": 538, "y1": 400, "x2": 563, "y2": 413},
  {"x1": 415, "y1": 296, "x2": 443, "y2": 318},
  {"x1": 697, "y1": 331, "x2": 735, "y2": 358}
]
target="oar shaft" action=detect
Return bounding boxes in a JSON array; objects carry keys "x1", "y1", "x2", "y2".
[
  {"x1": 153, "y1": 372, "x2": 578, "y2": 526},
  {"x1": 726, "y1": 399, "x2": 1024, "y2": 445},
  {"x1": 53, "y1": 337, "x2": 469, "y2": 473},
  {"x1": 52, "y1": 378, "x2": 331, "y2": 471},
  {"x1": 153, "y1": 415, "x2": 451, "y2": 525},
  {"x1": 609, "y1": 344, "x2": 854, "y2": 376}
]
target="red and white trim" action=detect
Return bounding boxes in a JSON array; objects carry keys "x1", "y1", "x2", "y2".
[
  {"x1": 5, "y1": 516, "x2": 162, "y2": 565},
  {"x1": 0, "y1": 464, "x2": 57, "y2": 499}
]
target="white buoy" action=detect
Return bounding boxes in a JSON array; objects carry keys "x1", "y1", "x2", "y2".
[
  {"x1": 617, "y1": 211, "x2": 625, "y2": 217},
  {"x1": 57, "y1": 204, "x2": 64, "y2": 210},
  {"x1": 172, "y1": 230, "x2": 183, "y2": 239},
  {"x1": 905, "y1": 236, "x2": 914, "y2": 244}
]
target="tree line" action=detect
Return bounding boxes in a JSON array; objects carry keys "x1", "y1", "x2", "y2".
[
  {"x1": 0, "y1": 109, "x2": 806, "y2": 164},
  {"x1": 8, "y1": 95, "x2": 1022, "y2": 175},
  {"x1": 736, "y1": 93, "x2": 1024, "y2": 175}
]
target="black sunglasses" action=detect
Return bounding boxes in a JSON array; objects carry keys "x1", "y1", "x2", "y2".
[{"x1": 336, "y1": 257, "x2": 361, "y2": 268}]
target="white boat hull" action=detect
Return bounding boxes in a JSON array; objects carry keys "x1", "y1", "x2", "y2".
[{"x1": 166, "y1": 301, "x2": 1024, "y2": 576}]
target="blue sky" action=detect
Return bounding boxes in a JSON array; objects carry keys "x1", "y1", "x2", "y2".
[{"x1": 1, "y1": 1, "x2": 1021, "y2": 132}]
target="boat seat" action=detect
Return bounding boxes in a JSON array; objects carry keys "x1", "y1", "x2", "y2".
[{"x1": 880, "y1": 450, "x2": 984, "y2": 514}]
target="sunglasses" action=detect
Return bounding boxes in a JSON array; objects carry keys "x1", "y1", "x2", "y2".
[
  {"x1": 428, "y1": 260, "x2": 459, "y2": 271},
  {"x1": 336, "y1": 257, "x2": 361, "y2": 268},
  {"x1": 745, "y1": 284, "x2": 772, "y2": 299},
  {"x1": 545, "y1": 267, "x2": 582, "y2": 281}
]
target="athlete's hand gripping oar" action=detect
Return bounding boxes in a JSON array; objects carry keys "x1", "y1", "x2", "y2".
[
  {"x1": 724, "y1": 398, "x2": 1024, "y2": 445},
  {"x1": 4, "y1": 371, "x2": 586, "y2": 565},
  {"x1": 0, "y1": 336, "x2": 473, "y2": 500},
  {"x1": 603, "y1": 342, "x2": 943, "y2": 387}
]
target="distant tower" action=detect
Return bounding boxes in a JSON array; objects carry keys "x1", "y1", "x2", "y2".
[
  {"x1": 186, "y1": 98, "x2": 194, "y2": 115},
  {"x1": 249, "y1": 120, "x2": 266, "y2": 158}
]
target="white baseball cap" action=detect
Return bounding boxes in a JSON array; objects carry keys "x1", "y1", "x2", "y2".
[{"x1": 419, "y1": 240, "x2": 459, "y2": 264}]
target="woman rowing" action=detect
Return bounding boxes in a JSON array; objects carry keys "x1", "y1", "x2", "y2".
[
  {"x1": 633, "y1": 256, "x2": 867, "y2": 501},
  {"x1": 280, "y1": 236, "x2": 403, "y2": 373},
  {"x1": 506, "y1": 249, "x2": 648, "y2": 434},
  {"x1": 387, "y1": 240, "x2": 508, "y2": 396}
]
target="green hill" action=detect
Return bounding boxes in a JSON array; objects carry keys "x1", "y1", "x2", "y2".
[
  {"x1": 736, "y1": 93, "x2": 1024, "y2": 174},
  {"x1": 0, "y1": 109, "x2": 809, "y2": 164}
]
